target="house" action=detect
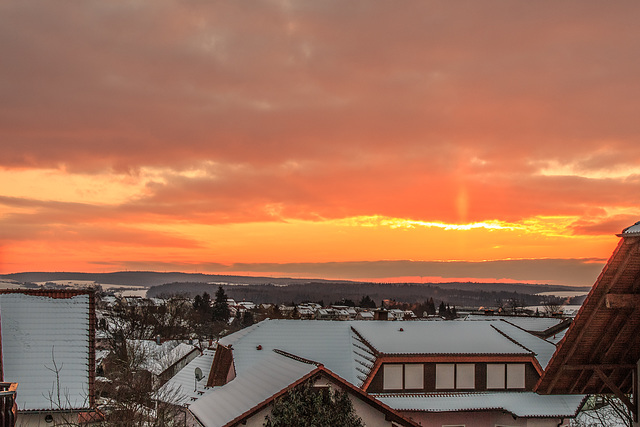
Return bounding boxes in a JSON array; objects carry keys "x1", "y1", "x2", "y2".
[
  {"x1": 536, "y1": 221, "x2": 640, "y2": 425},
  {"x1": 125, "y1": 340, "x2": 199, "y2": 387},
  {"x1": 157, "y1": 348, "x2": 217, "y2": 406},
  {"x1": 315, "y1": 308, "x2": 334, "y2": 320},
  {"x1": 0, "y1": 289, "x2": 98, "y2": 426},
  {"x1": 169, "y1": 319, "x2": 585, "y2": 426},
  {"x1": 190, "y1": 349, "x2": 419, "y2": 427},
  {"x1": 388, "y1": 309, "x2": 405, "y2": 321},
  {"x1": 356, "y1": 311, "x2": 375, "y2": 320},
  {"x1": 236, "y1": 302, "x2": 256, "y2": 311}
]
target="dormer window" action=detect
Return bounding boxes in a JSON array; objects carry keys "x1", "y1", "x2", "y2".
[
  {"x1": 486, "y1": 363, "x2": 526, "y2": 389},
  {"x1": 383, "y1": 363, "x2": 424, "y2": 390},
  {"x1": 369, "y1": 360, "x2": 535, "y2": 393},
  {"x1": 435, "y1": 364, "x2": 475, "y2": 390}
]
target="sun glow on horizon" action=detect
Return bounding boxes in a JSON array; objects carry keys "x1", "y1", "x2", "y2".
[{"x1": 340, "y1": 216, "x2": 514, "y2": 231}]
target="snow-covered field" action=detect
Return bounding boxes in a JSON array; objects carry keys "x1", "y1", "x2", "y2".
[
  {"x1": 0, "y1": 280, "x2": 149, "y2": 297},
  {"x1": 536, "y1": 290, "x2": 589, "y2": 298},
  {"x1": 0, "y1": 280, "x2": 22, "y2": 289}
]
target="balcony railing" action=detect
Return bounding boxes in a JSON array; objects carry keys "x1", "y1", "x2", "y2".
[{"x1": 0, "y1": 382, "x2": 18, "y2": 427}]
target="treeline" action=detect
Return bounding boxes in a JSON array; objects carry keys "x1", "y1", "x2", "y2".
[{"x1": 147, "y1": 281, "x2": 577, "y2": 308}]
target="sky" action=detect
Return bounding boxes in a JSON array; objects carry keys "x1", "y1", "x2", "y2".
[{"x1": 1, "y1": 1, "x2": 640, "y2": 286}]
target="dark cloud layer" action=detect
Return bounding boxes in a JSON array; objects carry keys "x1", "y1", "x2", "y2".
[
  {"x1": 115, "y1": 258, "x2": 605, "y2": 287},
  {"x1": 2, "y1": 1, "x2": 640, "y2": 171}
]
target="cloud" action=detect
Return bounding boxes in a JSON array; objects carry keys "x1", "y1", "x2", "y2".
[
  {"x1": 2, "y1": 1, "x2": 640, "y2": 171},
  {"x1": 1, "y1": 1, "x2": 640, "y2": 275}
]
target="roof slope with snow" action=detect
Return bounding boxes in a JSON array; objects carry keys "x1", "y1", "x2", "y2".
[
  {"x1": 157, "y1": 348, "x2": 216, "y2": 405},
  {"x1": 218, "y1": 320, "x2": 366, "y2": 386},
  {"x1": 461, "y1": 315, "x2": 566, "y2": 332},
  {"x1": 189, "y1": 351, "x2": 318, "y2": 427},
  {"x1": 490, "y1": 320, "x2": 557, "y2": 369},
  {"x1": 0, "y1": 293, "x2": 91, "y2": 411},
  {"x1": 172, "y1": 318, "x2": 586, "y2": 424},
  {"x1": 375, "y1": 392, "x2": 585, "y2": 417},
  {"x1": 213, "y1": 319, "x2": 557, "y2": 386},
  {"x1": 128, "y1": 340, "x2": 197, "y2": 376},
  {"x1": 353, "y1": 320, "x2": 535, "y2": 355}
]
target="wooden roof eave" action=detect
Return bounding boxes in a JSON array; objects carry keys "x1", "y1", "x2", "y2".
[{"x1": 535, "y1": 234, "x2": 640, "y2": 396}]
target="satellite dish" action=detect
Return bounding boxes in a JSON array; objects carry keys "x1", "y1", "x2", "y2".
[{"x1": 195, "y1": 367, "x2": 204, "y2": 382}]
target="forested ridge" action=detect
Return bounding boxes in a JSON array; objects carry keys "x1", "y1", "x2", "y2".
[{"x1": 148, "y1": 281, "x2": 588, "y2": 308}]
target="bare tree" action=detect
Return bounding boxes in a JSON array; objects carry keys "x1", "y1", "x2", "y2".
[
  {"x1": 571, "y1": 395, "x2": 632, "y2": 427},
  {"x1": 44, "y1": 347, "x2": 92, "y2": 426},
  {"x1": 541, "y1": 295, "x2": 564, "y2": 316},
  {"x1": 98, "y1": 340, "x2": 188, "y2": 426}
]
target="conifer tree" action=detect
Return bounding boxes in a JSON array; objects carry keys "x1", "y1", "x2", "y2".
[
  {"x1": 264, "y1": 382, "x2": 364, "y2": 427},
  {"x1": 438, "y1": 301, "x2": 446, "y2": 317},
  {"x1": 427, "y1": 297, "x2": 436, "y2": 315},
  {"x1": 359, "y1": 295, "x2": 376, "y2": 309},
  {"x1": 211, "y1": 286, "x2": 230, "y2": 322}
]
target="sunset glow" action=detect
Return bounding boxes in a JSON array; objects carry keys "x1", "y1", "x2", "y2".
[{"x1": 2, "y1": 1, "x2": 640, "y2": 286}]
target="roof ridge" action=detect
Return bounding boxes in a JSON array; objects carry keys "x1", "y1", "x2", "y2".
[
  {"x1": 272, "y1": 349, "x2": 322, "y2": 366},
  {"x1": 490, "y1": 324, "x2": 536, "y2": 355},
  {"x1": 350, "y1": 326, "x2": 380, "y2": 356},
  {"x1": 498, "y1": 318, "x2": 560, "y2": 345}
]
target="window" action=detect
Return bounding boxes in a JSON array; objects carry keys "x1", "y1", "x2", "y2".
[
  {"x1": 383, "y1": 364, "x2": 403, "y2": 390},
  {"x1": 486, "y1": 363, "x2": 526, "y2": 389},
  {"x1": 436, "y1": 364, "x2": 474, "y2": 390},
  {"x1": 506, "y1": 363, "x2": 525, "y2": 389},
  {"x1": 383, "y1": 363, "x2": 424, "y2": 390},
  {"x1": 404, "y1": 364, "x2": 424, "y2": 389},
  {"x1": 456, "y1": 364, "x2": 475, "y2": 389},
  {"x1": 486, "y1": 364, "x2": 506, "y2": 389},
  {"x1": 436, "y1": 364, "x2": 455, "y2": 389}
]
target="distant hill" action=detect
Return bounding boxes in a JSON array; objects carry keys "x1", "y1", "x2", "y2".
[
  {"x1": 147, "y1": 280, "x2": 590, "y2": 308},
  {"x1": 0, "y1": 271, "x2": 354, "y2": 287},
  {"x1": 1, "y1": 271, "x2": 590, "y2": 307}
]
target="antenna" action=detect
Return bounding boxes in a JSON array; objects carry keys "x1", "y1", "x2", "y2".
[{"x1": 195, "y1": 367, "x2": 204, "y2": 391}]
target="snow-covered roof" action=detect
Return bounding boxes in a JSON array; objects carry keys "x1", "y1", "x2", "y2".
[
  {"x1": 0, "y1": 293, "x2": 91, "y2": 411},
  {"x1": 490, "y1": 321, "x2": 557, "y2": 369},
  {"x1": 213, "y1": 319, "x2": 555, "y2": 388},
  {"x1": 620, "y1": 220, "x2": 640, "y2": 236},
  {"x1": 353, "y1": 321, "x2": 534, "y2": 355},
  {"x1": 375, "y1": 392, "x2": 585, "y2": 417},
  {"x1": 189, "y1": 351, "x2": 318, "y2": 427},
  {"x1": 157, "y1": 348, "x2": 216, "y2": 405},
  {"x1": 128, "y1": 340, "x2": 197, "y2": 376},
  {"x1": 462, "y1": 315, "x2": 565, "y2": 332},
  {"x1": 218, "y1": 320, "x2": 366, "y2": 386},
  {"x1": 545, "y1": 327, "x2": 568, "y2": 345},
  {"x1": 178, "y1": 319, "x2": 586, "y2": 424},
  {"x1": 96, "y1": 349, "x2": 110, "y2": 367}
]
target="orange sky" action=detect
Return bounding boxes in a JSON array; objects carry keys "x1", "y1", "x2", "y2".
[{"x1": 1, "y1": 1, "x2": 640, "y2": 286}]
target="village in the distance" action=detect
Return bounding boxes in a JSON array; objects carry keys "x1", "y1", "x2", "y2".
[{"x1": 1, "y1": 224, "x2": 639, "y2": 427}]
